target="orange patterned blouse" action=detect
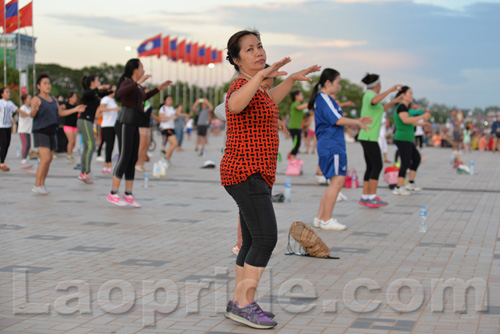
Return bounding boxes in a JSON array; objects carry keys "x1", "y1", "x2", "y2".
[{"x1": 220, "y1": 77, "x2": 280, "y2": 187}]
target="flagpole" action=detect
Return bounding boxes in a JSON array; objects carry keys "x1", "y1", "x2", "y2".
[
  {"x1": 3, "y1": 2, "x2": 6, "y2": 87},
  {"x1": 175, "y1": 61, "x2": 179, "y2": 104},
  {"x1": 31, "y1": 0, "x2": 35, "y2": 95},
  {"x1": 167, "y1": 39, "x2": 171, "y2": 96},
  {"x1": 17, "y1": 12, "x2": 20, "y2": 105},
  {"x1": 160, "y1": 36, "x2": 163, "y2": 103},
  {"x1": 183, "y1": 50, "x2": 187, "y2": 108}
]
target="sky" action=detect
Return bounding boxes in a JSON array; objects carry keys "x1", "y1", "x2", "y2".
[{"x1": 20, "y1": 0, "x2": 500, "y2": 109}]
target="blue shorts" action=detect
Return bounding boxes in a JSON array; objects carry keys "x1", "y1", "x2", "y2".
[{"x1": 319, "y1": 153, "x2": 347, "y2": 179}]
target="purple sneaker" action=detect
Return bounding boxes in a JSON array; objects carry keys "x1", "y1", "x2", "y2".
[
  {"x1": 225, "y1": 300, "x2": 275, "y2": 319},
  {"x1": 228, "y1": 301, "x2": 277, "y2": 329}
]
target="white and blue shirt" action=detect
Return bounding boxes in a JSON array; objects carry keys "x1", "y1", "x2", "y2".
[
  {"x1": 0, "y1": 99, "x2": 17, "y2": 128},
  {"x1": 314, "y1": 92, "x2": 346, "y2": 155}
]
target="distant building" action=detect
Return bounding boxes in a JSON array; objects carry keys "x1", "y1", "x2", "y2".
[{"x1": 0, "y1": 33, "x2": 36, "y2": 71}]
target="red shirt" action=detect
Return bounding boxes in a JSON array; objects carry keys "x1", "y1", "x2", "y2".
[{"x1": 220, "y1": 78, "x2": 279, "y2": 187}]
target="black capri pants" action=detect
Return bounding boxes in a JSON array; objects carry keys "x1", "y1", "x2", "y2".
[
  {"x1": 225, "y1": 173, "x2": 278, "y2": 268},
  {"x1": 415, "y1": 135, "x2": 423, "y2": 149},
  {"x1": 360, "y1": 140, "x2": 383, "y2": 182},
  {"x1": 394, "y1": 140, "x2": 421, "y2": 178},
  {"x1": 115, "y1": 121, "x2": 123, "y2": 154},
  {"x1": 289, "y1": 129, "x2": 302, "y2": 156},
  {"x1": 114, "y1": 123, "x2": 139, "y2": 181},
  {"x1": 100, "y1": 127, "x2": 116, "y2": 163},
  {"x1": 0, "y1": 127, "x2": 12, "y2": 163}
]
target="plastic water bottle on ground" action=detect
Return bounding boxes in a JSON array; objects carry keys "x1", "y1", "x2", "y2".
[
  {"x1": 144, "y1": 170, "x2": 149, "y2": 188},
  {"x1": 153, "y1": 162, "x2": 160, "y2": 177},
  {"x1": 469, "y1": 159, "x2": 475, "y2": 175},
  {"x1": 284, "y1": 176, "x2": 292, "y2": 203},
  {"x1": 16, "y1": 147, "x2": 20, "y2": 158},
  {"x1": 34, "y1": 159, "x2": 39, "y2": 170},
  {"x1": 419, "y1": 206, "x2": 427, "y2": 233},
  {"x1": 351, "y1": 170, "x2": 357, "y2": 189}
]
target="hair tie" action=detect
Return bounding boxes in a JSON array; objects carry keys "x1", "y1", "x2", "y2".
[{"x1": 366, "y1": 78, "x2": 381, "y2": 89}]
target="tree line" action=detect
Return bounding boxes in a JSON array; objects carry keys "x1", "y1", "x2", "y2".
[{"x1": 2, "y1": 62, "x2": 497, "y2": 124}]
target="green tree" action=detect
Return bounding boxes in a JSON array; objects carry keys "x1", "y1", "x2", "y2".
[{"x1": 0, "y1": 61, "x2": 20, "y2": 103}]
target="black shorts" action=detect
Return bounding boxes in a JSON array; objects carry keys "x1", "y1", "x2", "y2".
[
  {"x1": 33, "y1": 132, "x2": 57, "y2": 151},
  {"x1": 161, "y1": 129, "x2": 176, "y2": 138},
  {"x1": 197, "y1": 125, "x2": 208, "y2": 137}
]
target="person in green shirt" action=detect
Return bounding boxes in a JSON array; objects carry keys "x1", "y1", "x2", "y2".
[
  {"x1": 392, "y1": 86, "x2": 431, "y2": 196},
  {"x1": 358, "y1": 73, "x2": 402, "y2": 208},
  {"x1": 288, "y1": 90, "x2": 308, "y2": 159}
]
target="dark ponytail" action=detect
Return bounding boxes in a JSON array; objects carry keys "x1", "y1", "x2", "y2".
[
  {"x1": 361, "y1": 73, "x2": 379, "y2": 86},
  {"x1": 81, "y1": 75, "x2": 97, "y2": 90},
  {"x1": 116, "y1": 58, "x2": 140, "y2": 103},
  {"x1": 395, "y1": 85, "x2": 410, "y2": 98},
  {"x1": 307, "y1": 68, "x2": 340, "y2": 110}
]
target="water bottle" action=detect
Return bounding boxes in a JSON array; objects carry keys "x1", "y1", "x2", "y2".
[
  {"x1": 284, "y1": 176, "x2": 292, "y2": 203},
  {"x1": 16, "y1": 146, "x2": 20, "y2": 158},
  {"x1": 419, "y1": 206, "x2": 427, "y2": 233},
  {"x1": 34, "y1": 159, "x2": 39, "y2": 170},
  {"x1": 351, "y1": 170, "x2": 357, "y2": 189},
  {"x1": 469, "y1": 159, "x2": 475, "y2": 175},
  {"x1": 144, "y1": 170, "x2": 149, "y2": 188},
  {"x1": 153, "y1": 162, "x2": 159, "y2": 177}
]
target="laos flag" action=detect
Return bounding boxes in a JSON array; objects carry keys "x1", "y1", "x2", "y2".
[{"x1": 138, "y1": 34, "x2": 162, "y2": 57}]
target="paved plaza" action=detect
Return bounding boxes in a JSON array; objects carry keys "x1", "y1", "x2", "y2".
[{"x1": 1, "y1": 130, "x2": 500, "y2": 334}]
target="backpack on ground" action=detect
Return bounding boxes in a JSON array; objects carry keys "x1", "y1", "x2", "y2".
[
  {"x1": 286, "y1": 221, "x2": 339, "y2": 259},
  {"x1": 344, "y1": 168, "x2": 359, "y2": 188},
  {"x1": 285, "y1": 158, "x2": 304, "y2": 176},
  {"x1": 383, "y1": 165, "x2": 399, "y2": 189}
]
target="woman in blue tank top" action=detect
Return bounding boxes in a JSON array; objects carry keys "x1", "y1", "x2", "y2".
[{"x1": 30, "y1": 74, "x2": 85, "y2": 195}]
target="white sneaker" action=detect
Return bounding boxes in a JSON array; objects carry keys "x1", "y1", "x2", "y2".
[
  {"x1": 32, "y1": 186, "x2": 49, "y2": 195},
  {"x1": 96, "y1": 156, "x2": 105, "y2": 162},
  {"x1": 337, "y1": 192, "x2": 348, "y2": 202},
  {"x1": 393, "y1": 187, "x2": 411, "y2": 196},
  {"x1": 313, "y1": 217, "x2": 321, "y2": 227},
  {"x1": 405, "y1": 183, "x2": 422, "y2": 192},
  {"x1": 320, "y1": 218, "x2": 347, "y2": 231}
]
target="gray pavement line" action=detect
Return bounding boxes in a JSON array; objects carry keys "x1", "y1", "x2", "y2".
[{"x1": 4, "y1": 173, "x2": 500, "y2": 193}]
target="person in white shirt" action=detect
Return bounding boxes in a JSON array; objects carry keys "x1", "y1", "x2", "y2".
[
  {"x1": 96, "y1": 87, "x2": 120, "y2": 174},
  {"x1": 0, "y1": 87, "x2": 22, "y2": 171},
  {"x1": 158, "y1": 95, "x2": 178, "y2": 165},
  {"x1": 378, "y1": 112, "x2": 391, "y2": 163},
  {"x1": 18, "y1": 94, "x2": 33, "y2": 169}
]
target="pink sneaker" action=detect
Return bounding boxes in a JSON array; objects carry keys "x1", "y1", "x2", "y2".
[
  {"x1": 106, "y1": 192, "x2": 127, "y2": 206},
  {"x1": 107, "y1": 168, "x2": 113, "y2": 175},
  {"x1": 123, "y1": 193, "x2": 141, "y2": 208},
  {"x1": 102, "y1": 168, "x2": 107, "y2": 175},
  {"x1": 78, "y1": 173, "x2": 93, "y2": 184}
]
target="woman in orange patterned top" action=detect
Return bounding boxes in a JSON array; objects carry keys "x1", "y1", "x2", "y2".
[{"x1": 221, "y1": 29, "x2": 320, "y2": 329}]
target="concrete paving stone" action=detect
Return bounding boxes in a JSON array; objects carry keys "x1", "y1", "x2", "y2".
[{"x1": 2, "y1": 133, "x2": 500, "y2": 333}]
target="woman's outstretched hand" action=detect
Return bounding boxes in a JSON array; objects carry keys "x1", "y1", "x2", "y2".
[
  {"x1": 359, "y1": 116, "x2": 372, "y2": 131},
  {"x1": 260, "y1": 57, "x2": 292, "y2": 79},
  {"x1": 291, "y1": 65, "x2": 322, "y2": 82},
  {"x1": 158, "y1": 80, "x2": 173, "y2": 91}
]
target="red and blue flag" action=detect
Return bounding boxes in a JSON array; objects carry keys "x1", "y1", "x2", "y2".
[{"x1": 138, "y1": 34, "x2": 162, "y2": 57}]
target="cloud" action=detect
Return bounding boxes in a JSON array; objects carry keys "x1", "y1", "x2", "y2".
[
  {"x1": 413, "y1": 0, "x2": 500, "y2": 11},
  {"x1": 262, "y1": 32, "x2": 366, "y2": 49},
  {"x1": 336, "y1": 0, "x2": 402, "y2": 2},
  {"x1": 50, "y1": 14, "x2": 174, "y2": 40},
  {"x1": 316, "y1": 40, "x2": 367, "y2": 48}
]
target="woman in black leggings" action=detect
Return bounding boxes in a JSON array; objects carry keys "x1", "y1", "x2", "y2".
[
  {"x1": 106, "y1": 58, "x2": 171, "y2": 207},
  {"x1": 392, "y1": 86, "x2": 431, "y2": 196},
  {"x1": 358, "y1": 73, "x2": 401, "y2": 207},
  {"x1": 96, "y1": 86, "x2": 120, "y2": 174}
]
